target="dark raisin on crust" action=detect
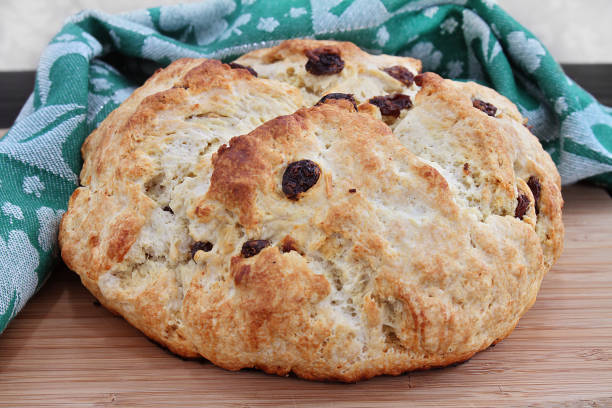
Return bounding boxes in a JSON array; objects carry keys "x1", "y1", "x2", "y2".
[
  {"x1": 241, "y1": 240, "x2": 270, "y2": 258},
  {"x1": 281, "y1": 242, "x2": 298, "y2": 253},
  {"x1": 382, "y1": 66, "x2": 415, "y2": 87},
  {"x1": 369, "y1": 94, "x2": 413, "y2": 117},
  {"x1": 162, "y1": 205, "x2": 174, "y2": 214},
  {"x1": 527, "y1": 176, "x2": 541, "y2": 214},
  {"x1": 473, "y1": 99, "x2": 497, "y2": 117},
  {"x1": 228, "y1": 62, "x2": 258, "y2": 77},
  {"x1": 282, "y1": 160, "x2": 321, "y2": 200},
  {"x1": 316, "y1": 93, "x2": 358, "y2": 111},
  {"x1": 280, "y1": 236, "x2": 300, "y2": 254},
  {"x1": 305, "y1": 47, "x2": 344, "y2": 75},
  {"x1": 515, "y1": 194, "x2": 530, "y2": 219},
  {"x1": 414, "y1": 74, "x2": 425, "y2": 86},
  {"x1": 348, "y1": 188, "x2": 357, "y2": 193},
  {"x1": 191, "y1": 241, "x2": 213, "y2": 260}
]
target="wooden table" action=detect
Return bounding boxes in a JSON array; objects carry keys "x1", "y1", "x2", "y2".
[{"x1": 0, "y1": 183, "x2": 611, "y2": 407}]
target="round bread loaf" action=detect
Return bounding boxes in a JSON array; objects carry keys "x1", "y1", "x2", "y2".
[{"x1": 59, "y1": 39, "x2": 563, "y2": 382}]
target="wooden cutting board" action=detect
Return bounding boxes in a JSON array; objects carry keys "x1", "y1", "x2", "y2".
[{"x1": 1, "y1": 183, "x2": 611, "y2": 407}]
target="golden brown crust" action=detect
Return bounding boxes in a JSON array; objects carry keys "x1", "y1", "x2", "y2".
[
  {"x1": 59, "y1": 39, "x2": 563, "y2": 382},
  {"x1": 236, "y1": 39, "x2": 422, "y2": 105},
  {"x1": 60, "y1": 56, "x2": 305, "y2": 361},
  {"x1": 239, "y1": 39, "x2": 421, "y2": 71},
  {"x1": 181, "y1": 101, "x2": 550, "y2": 381},
  {"x1": 395, "y1": 72, "x2": 563, "y2": 267}
]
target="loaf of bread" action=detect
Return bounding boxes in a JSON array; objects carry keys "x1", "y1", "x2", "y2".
[{"x1": 59, "y1": 39, "x2": 563, "y2": 381}]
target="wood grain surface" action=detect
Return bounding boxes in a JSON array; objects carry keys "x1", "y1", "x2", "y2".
[{"x1": 0, "y1": 183, "x2": 611, "y2": 407}]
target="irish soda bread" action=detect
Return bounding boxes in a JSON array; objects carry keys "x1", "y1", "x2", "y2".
[{"x1": 59, "y1": 39, "x2": 563, "y2": 382}]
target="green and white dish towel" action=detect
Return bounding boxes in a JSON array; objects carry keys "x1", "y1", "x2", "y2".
[{"x1": 1, "y1": 0, "x2": 611, "y2": 333}]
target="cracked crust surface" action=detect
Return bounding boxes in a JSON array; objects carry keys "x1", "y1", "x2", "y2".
[
  {"x1": 235, "y1": 39, "x2": 422, "y2": 105},
  {"x1": 59, "y1": 39, "x2": 563, "y2": 381}
]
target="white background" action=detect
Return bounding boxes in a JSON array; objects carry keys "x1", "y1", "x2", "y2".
[{"x1": 0, "y1": 0, "x2": 610, "y2": 70}]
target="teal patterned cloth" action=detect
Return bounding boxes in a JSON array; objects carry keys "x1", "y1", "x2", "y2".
[{"x1": 1, "y1": 0, "x2": 611, "y2": 333}]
